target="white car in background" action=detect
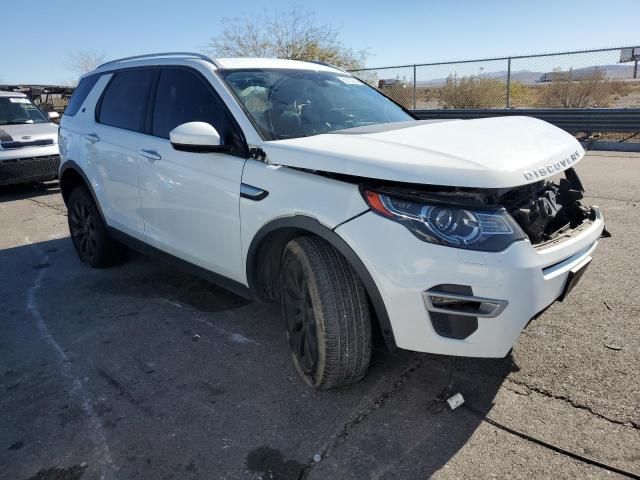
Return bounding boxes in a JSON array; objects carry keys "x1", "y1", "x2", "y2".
[
  {"x1": 58, "y1": 53, "x2": 604, "y2": 389},
  {"x1": 0, "y1": 91, "x2": 60, "y2": 186}
]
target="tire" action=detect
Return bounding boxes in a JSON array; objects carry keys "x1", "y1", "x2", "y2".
[
  {"x1": 280, "y1": 236, "x2": 372, "y2": 389},
  {"x1": 67, "y1": 186, "x2": 125, "y2": 268}
]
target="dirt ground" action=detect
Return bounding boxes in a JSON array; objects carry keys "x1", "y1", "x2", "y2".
[{"x1": 1, "y1": 152, "x2": 638, "y2": 479}]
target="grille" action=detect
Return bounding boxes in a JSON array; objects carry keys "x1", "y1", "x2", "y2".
[
  {"x1": 0, "y1": 139, "x2": 54, "y2": 149},
  {"x1": 0, "y1": 155, "x2": 60, "y2": 185}
]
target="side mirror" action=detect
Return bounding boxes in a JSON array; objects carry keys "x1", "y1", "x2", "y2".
[
  {"x1": 48, "y1": 111, "x2": 60, "y2": 120},
  {"x1": 169, "y1": 122, "x2": 231, "y2": 153}
]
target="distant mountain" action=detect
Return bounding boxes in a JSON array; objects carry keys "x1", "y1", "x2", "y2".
[{"x1": 416, "y1": 64, "x2": 636, "y2": 87}]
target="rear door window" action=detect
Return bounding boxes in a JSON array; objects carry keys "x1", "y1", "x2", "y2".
[
  {"x1": 151, "y1": 68, "x2": 234, "y2": 142},
  {"x1": 98, "y1": 69, "x2": 155, "y2": 132}
]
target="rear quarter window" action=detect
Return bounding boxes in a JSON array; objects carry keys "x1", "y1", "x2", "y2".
[{"x1": 64, "y1": 74, "x2": 101, "y2": 116}]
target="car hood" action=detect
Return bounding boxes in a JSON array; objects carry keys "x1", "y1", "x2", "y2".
[
  {"x1": 0, "y1": 122, "x2": 58, "y2": 144},
  {"x1": 261, "y1": 116, "x2": 585, "y2": 188}
]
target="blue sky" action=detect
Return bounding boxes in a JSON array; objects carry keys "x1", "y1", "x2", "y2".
[{"x1": 2, "y1": 0, "x2": 639, "y2": 84}]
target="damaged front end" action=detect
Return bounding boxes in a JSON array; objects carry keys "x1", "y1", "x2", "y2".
[
  {"x1": 361, "y1": 167, "x2": 601, "y2": 250},
  {"x1": 498, "y1": 168, "x2": 597, "y2": 247}
]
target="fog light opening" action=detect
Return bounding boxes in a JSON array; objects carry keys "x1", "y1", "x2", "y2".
[{"x1": 424, "y1": 289, "x2": 507, "y2": 319}]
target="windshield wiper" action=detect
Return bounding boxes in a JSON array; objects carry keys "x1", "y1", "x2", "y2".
[{"x1": 0, "y1": 121, "x2": 35, "y2": 125}]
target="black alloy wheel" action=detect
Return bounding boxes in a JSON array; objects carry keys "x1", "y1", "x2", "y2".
[
  {"x1": 280, "y1": 236, "x2": 372, "y2": 389},
  {"x1": 67, "y1": 186, "x2": 125, "y2": 268},
  {"x1": 282, "y1": 252, "x2": 319, "y2": 375},
  {"x1": 69, "y1": 193, "x2": 99, "y2": 262}
]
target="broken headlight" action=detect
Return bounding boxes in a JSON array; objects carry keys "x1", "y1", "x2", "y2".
[{"x1": 364, "y1": 190, "x2": 526, "y2": 252}]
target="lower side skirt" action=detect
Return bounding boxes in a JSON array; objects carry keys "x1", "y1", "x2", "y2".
[{"x1": 106, "y1": 227, "x2": 253, "y2": 300}]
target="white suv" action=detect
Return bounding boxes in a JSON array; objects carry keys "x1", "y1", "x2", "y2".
[{"x1": 59, "y1": 53, "x2": 605, "y2": 389}]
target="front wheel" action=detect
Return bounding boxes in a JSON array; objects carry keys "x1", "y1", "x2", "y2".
[{"x1": 280, "y1": 236, "x2": 372, "y2": 389}]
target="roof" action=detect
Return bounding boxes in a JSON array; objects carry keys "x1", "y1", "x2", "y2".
[
  {"x1": 214, "y1": 57, "x2": 343, "y2": 72},
  {"x1": 0, "y1": 91, "x2": 27, "y2": 98},
  {"x1": 90, "y1": 52, "x2": 344, "y2": 75}
]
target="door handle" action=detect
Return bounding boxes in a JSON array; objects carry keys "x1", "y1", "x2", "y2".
[
  {"x1": 86, "y1": 133, "x2": 100, "y2": 143},
  {"x1": 139, "y1": 149, "x2": 161, "y2": 162}
]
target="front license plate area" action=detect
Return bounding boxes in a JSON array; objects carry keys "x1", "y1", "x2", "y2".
[{"x1": 558, "y1": 258, "x2": 591, "y2": 301}]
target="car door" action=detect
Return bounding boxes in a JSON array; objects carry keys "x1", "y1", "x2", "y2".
[
  {"x1": 137, "y1": 67, "x2": 247, "y2": 283},
  {"x1": 85, "y1": 69, "x2": 155, "y2": 236}
]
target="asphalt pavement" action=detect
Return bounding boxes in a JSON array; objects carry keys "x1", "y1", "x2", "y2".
[{"x1": 0, "y1": 152, "x2": 638, "y2": 480}]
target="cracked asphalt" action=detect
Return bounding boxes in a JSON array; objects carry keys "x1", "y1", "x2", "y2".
[{"x1": 1, "y1": 151, "x2": 639, "y2": 480}]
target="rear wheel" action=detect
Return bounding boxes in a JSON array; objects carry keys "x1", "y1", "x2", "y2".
[
  {"x1": 281, "y1": 236, "x2": 372, "y2": 389},
  {"x1": 67, "y1": 187, "x2": 125, "y2": 268}
]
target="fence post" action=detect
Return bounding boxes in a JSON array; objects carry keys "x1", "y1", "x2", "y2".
[
  {"x1": 413, "y1": 64, "x2": 417, "y2": 109},
  {"x1": 506, "y1": 57, "x2": 511, "y2": 108}
]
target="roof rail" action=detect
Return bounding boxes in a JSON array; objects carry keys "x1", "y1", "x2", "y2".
[{"x1": 97, "y1": 52, "x2": 220, "y2": 69}]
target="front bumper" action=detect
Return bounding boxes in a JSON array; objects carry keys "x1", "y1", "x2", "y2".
[
  {"x1": 0, "y1": 145, "x2": 60, "y2": 186},
  {"x1": 335, "y1": 207, "x2": 605, "y2": 358}
]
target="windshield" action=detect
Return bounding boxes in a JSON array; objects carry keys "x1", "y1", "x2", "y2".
[
  {"x1": 219, "y1": 69, "x2": 414, "y2": 140},
  {"x1": 0, "y1": 97, "x2": 49, "y2": 125}
]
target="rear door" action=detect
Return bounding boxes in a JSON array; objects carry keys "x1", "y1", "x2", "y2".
[
  {"x1": 86, "y1": 69, "x2": 155, "y2": 236},
  {"x1": 137, "y1": 67, "x2": 247, "y2": 282}
]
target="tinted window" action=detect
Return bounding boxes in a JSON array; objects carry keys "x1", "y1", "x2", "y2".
[
  {"x1": 152, "y1": 69, "x2": 232, "y2": 141},
  {"x1": 98, "y1": 70, "x2": 154, "y2": 132},
  {"x1": 65, "y1": 74, "x2": 100, "y2": 116}
]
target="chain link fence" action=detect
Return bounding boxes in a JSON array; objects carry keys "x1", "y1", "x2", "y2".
[{"x1": 351, "y1": 46, "x2": 640, "y2": 111}]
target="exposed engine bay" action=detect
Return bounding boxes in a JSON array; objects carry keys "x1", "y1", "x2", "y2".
[
  {"x1": 501, "y1": 168, "x2": 592, "y2": 245},
  {"x1": 358, "y1": 167, "x2": 594, "y2": 246}
]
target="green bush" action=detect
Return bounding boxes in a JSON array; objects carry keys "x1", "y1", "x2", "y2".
[
  {"x1": 436, "y1": 74, "x2": 534, "y2": 109},
  {"x1": 380, "y1": 83, "x2": 414, "y2": 109},
  {"x1": 439, "y1": 74, "x2": 505, "y2": 109}
]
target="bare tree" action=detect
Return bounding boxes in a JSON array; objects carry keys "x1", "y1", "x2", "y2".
[
  {"x1": 66, "y1": 50, "x2": 107, "y2": 76},
  {"x1": 204, "y1": 7, "x2": 368, "y2": 70}
]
